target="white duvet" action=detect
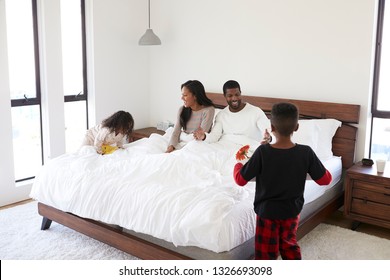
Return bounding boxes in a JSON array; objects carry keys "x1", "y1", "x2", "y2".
[{"x1": 30, "y1": 128, "x2": 340, "y2": 253}]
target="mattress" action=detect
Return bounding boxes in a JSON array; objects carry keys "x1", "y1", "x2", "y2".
[{"x1": 304, "y1": 156, "x2": 342, "y2": 204}]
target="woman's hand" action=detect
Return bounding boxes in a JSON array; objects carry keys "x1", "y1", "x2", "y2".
[
  {"x1": 165, "y1": 145, "x2": 175, "y2": 153},
  {"x1": 193, "y1": 128, "x2": 206, "y2": 141}
]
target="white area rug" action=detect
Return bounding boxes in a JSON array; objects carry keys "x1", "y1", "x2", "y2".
[
  {"x1": 1, "y1": 201, "x2": 389, "y2": 260},
  {"x1": 300, "y1": 223, "x2": 390, "y2": 260},
  {"x1": 0, "y1": 201, "x2": 136, "y2": 260}
]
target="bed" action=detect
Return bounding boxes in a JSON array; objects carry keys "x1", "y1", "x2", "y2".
[{"x1": 31, "y1": 93, "x2": 360, "y2": 260}]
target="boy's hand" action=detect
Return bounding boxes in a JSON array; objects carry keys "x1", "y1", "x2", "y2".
[
  {"x1": 237, "y1": 158, "x2": 249, "y2": 165},
  {"x1": 235, "y1": 145, "x2": 250, "y2": 164}
]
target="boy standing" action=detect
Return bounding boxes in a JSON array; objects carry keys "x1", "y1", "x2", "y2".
[{"x1": 233, "y1": 103, "x2": 332, "y2": 260}]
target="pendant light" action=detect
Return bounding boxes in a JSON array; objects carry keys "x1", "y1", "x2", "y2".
[{"x1": 139, "y1": 0, "x2": 161, "y2": 45}]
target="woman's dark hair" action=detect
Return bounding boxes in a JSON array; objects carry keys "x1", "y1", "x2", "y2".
[
  {"x1": 102, "y1": 110, "x2": 134, "y2": 137},
  {"x1": 179, "y1": 80, "x2": 214, "y2": 130},
  {"x1": 270, "y1": 103, "x2": 298, "y2": 137},
  {"x1": 223, "y1": 80, "x2": 241, "y2": 95}
]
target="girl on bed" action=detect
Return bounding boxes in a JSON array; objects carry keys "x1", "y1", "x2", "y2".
[
  {"x1": 233, "y1": 102, "x2": 332, "y2": 260},
  {"x1": 81, "y1": 110, "x2": 134, "y2": 154},
  {"x1": 165, "y1": 80, "x2": 215, "y2": 153}
]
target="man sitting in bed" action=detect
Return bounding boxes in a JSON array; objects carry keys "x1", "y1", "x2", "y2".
[{"x1": 193, "y1": 80, "x2": 271, "y2": 144}]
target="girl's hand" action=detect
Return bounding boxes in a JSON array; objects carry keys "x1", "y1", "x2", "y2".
[{"x1": 165, "y1": 145, "x2": 175, "y2": 153}]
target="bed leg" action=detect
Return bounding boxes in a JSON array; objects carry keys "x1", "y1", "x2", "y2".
[
  {"x1": 351, "y1": 220, "x2": 361, "y2": 231},
  {"x1": 41, "y1": 217, "x2": 52, "y2": 230}
]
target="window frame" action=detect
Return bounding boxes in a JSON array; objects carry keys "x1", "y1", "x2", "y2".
[
  {"x1": 369, "y1": 0, "x2": 390, "y2": 157},
  {"x1": 371, "y1": 0, "x2": 389, "y2": 119},
  {"x1": 63, "y1": 0, "x2": 88, "y2": 110},
  {"x1": 9, "y1": 0, "x2": 43, "y2": 183},
  {"x1": 63, "y1": 0, "x2": 88, "y2": 122},
  {"x1": 62, "y1": 0, "x2": 89, "y2": 154},
  {"x1": 10, "y1": 0, "x2": 41, "y2": 108},
  {"x1": 9, "y1": 0, "x2": 88, "y2": 182}
]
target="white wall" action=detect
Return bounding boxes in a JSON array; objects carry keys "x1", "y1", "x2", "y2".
[
  {"x1": 148, "y1": 0, "x2": 377, "y2": 162},
  {"x1": 89, "y1": 0, "x2": 150, "y2": 129}
]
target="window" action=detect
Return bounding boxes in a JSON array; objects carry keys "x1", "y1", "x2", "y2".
[
  {"x1": 61, "y1": 0, "x2": 88, "y2": 153},
  {"x1": 371, "y1": 0, "x2": 390, "y2": 161},
  {"x1": 6, "y1": 0, "x2": 42, "y2": 182},
  {"x1": 5, "y1": 0, "x2": 88, "y2": 182}
]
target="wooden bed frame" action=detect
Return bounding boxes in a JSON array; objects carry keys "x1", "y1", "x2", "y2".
[{"x1": 37, "y1": 93, "x2": 360, "y2": 260}]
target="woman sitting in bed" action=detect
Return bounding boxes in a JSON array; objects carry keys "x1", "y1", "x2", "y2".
[
  {"x1": 166, "y1": 80, "x2": 215, "y2": 153},
  {"x1": 81, "y1": 110, "x2": 134, "y2": 154}
]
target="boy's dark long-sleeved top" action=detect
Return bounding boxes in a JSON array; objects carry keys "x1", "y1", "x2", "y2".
[{"x1": 234, "y1": 144, "x2": 332, "y2": 220}]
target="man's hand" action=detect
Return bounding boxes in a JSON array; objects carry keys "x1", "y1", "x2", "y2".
[
  {"x1": 260, "y1": 129, "x2": 272, "y2": 145},
  {"x1": 193, "y1": 127, "x2": 206, "y2": 141}
]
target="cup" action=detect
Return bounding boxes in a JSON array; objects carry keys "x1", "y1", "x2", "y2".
[{"x1": 376, "y1": 159, "x2": 386, "y2": 173}]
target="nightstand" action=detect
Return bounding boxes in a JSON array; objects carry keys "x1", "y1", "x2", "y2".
[
  {"x1": 131, "y1": 127, "x2": 165, "y2": 142},
  {"x1": 344, "y1": 162, "x2": 390, "y2": 230}
]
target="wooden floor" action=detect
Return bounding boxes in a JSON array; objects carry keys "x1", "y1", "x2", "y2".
[
  {"x1": 324, "y1": 209, "x2": 390, "y2": 240},
  {"x1": 2, "y1": 200, "x2": 389, "y2": 241},
  {"x1": 0, "y1": 199, "x2": 32, "y2": 210}
]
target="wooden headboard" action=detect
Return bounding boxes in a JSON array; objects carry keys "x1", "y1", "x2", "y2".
[{"x1": 206, "y1": 92, "x2": 360, "y2": 169}]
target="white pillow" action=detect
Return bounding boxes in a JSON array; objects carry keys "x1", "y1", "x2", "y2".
[
  {"x1": 292, "y1": 121, "x2": 319, "y2": 152},
  {"x1": 293, "y1": 119, "x2": 341, "y2": 161},
  {"x1": 311, "y1": 119, "x2": 341, "y2": 160},
  {"x1": 212, "y1": 108, "x2": 223, "y2": 125}
]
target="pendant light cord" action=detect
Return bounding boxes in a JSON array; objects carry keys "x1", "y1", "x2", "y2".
[{"x1": 148, "y1": 0, "x2": 151, "y2": 29}]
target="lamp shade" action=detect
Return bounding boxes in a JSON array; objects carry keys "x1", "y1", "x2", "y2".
[{"x1": 138, "y1": 29, "x2": 161, "y2": 45}]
